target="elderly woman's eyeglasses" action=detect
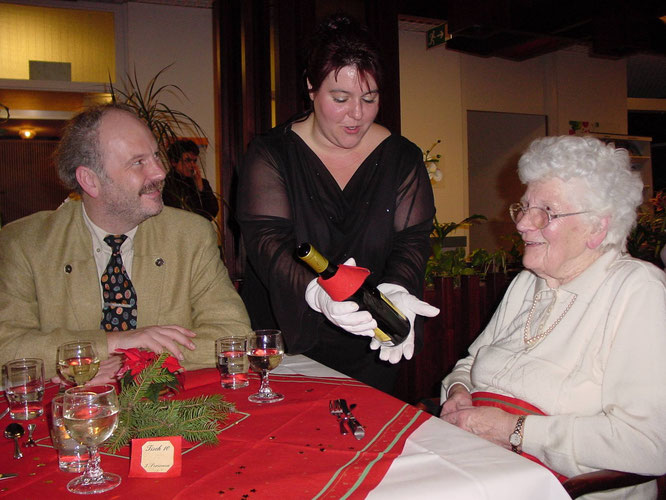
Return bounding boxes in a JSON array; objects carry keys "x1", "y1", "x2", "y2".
[{"x1": 509, "y1": 203, "x2": 588, "y2": 229}]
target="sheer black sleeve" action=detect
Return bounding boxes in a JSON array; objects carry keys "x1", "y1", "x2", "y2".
[
  {"x1": 380, "y1": 140, "x2": 435, "y2": 297},
  {"x1": 236, "y1": 133, "x2": 323, "y2": 352}
]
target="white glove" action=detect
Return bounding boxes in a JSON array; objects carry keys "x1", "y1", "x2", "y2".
[
  {"x1": 304, "y1": 258, "x2": 377, "y2": 337},
  {"x1": 370, "y1": 283, "x2": 440, "y2": 364}
]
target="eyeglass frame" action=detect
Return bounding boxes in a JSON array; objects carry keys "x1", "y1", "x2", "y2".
[{"x1": 509, "y1": 202, "x2": 589, "y2": 229}]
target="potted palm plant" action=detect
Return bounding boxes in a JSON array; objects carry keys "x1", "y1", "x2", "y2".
[{"x1": 109, "y1": 64, "x2": 206, "y2": 159}]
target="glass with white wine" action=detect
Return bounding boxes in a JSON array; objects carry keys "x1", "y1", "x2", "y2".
[
  {"x1": 63, "y1": 384, "x2": 120, "y2": 494},
  {"x1": 57, "y1": 341, "x2": 100, "y2": 387},
  {"x1": 247, "y1": 329, "x2": 285, "y2": 403}
]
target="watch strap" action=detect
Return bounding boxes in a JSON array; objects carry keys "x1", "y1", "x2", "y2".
[{"x1": 510, "y1": 415, "x2": 526, "y2": 453}]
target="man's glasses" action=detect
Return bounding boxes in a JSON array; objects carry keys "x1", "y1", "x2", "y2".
[{"x1": 509, "y1": 203, "x2": 588, "y2": 230}]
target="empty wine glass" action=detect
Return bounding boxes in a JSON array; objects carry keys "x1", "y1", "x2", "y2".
[
  {"x1": 57, "y1": 341, "x2": 100, "y2": 387},
  {"x1": 63, "y1": 384, "x2": 120, "y2": 494},
  {"x1": 247, "y1": 329, "x2": 284, "y2": 403}
]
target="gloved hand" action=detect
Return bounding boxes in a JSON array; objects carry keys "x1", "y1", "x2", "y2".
[
  {"x1": 370, "y1": 283, "x2": 440, "y2": 364},
  {"x1": 305, "y1": 258, "x2": 377, "y2": 337}
]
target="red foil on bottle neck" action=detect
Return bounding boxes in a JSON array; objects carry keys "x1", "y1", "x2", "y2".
[{"x1": 317, "y1": 265, "x2": 370, "y2": 301}]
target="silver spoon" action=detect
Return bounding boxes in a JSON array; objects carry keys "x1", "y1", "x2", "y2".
[
  {"x1": 4, "y1": 423, "x2": 24, "y2": 459},
  {"x1": 25, "y1": 423, "x2": 36, "y2": 447}
]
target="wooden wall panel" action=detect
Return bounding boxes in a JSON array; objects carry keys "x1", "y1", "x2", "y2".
[{"x1": 0, "y1": 140, "x2": 68, "y2": 226}]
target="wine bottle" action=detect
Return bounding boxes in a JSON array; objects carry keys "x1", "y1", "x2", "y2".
[{"x1": 297, "y1": 243, "x2": 410, "y2": 347}]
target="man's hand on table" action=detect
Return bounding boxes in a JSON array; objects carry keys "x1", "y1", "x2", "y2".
[
  {"x1": 107, "y1": 325, "x2": 197, "y2": 361},
  {"x1": 50, "y1": 326, "x2": 196, "y2": 385},
  {"x1": 440, "y1": 384, "x2": 518, "y2": 450},
  {"x1": 89, "y1": 355, "x2": 124, "y2": 384}
]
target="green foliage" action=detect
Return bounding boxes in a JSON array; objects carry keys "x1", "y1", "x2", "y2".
[
  {"x1": 106, "y1": 352, "x2": 235, "y2": 453},
  {"x1": 627, "y1": 190, "x2": 665, "y2": 268},
  {"x1": 426, "y1": 215, "x2": 486, "y2": 285},
  {"x1": 109, "y1": 395, "x2": 233, "y2": 451},
  {"x1": 430, "y1": 214, "x2": 487, "y2": 248},
  {"x1": 500, "y1": 232, "x2": 525, "y2": 270},
  {"x1": 426, "y1": 215, "x2": 524, "y2": 285}
]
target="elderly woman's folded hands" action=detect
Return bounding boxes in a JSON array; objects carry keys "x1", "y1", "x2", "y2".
[{"x1": 440, "y1": 384, "x2": 517, "y2": 450}]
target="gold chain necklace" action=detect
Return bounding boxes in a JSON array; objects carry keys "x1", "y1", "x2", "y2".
[{"x1": 523, "y1": 290, "x2": 577, "y2": 346}]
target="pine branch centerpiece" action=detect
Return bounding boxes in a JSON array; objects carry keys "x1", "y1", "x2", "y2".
[{"x1": 105, "y1": 349, "x2": 235, "y2": 453}]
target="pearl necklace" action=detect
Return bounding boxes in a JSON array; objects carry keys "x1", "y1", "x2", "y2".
[{"x1": 523, "y1": 290, "x2": 577, "y2": 346}]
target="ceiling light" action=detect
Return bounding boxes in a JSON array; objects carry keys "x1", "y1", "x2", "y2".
[{"x1": 18, "y1": 128, "x2": 36, "y2": 139}]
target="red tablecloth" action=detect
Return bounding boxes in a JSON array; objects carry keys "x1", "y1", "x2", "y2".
[{"x1": 0, "y1": 369, "x2": 429, "y2": 499}]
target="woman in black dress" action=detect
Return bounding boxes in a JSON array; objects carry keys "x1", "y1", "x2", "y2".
[{"x1": 236, "y1": 14, "x2": 438, "y2": 392}]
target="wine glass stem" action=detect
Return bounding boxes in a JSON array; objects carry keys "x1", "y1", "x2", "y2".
[
  {"x1": 83, "y1": 445, "x2": 104, "y2": 482},
  {"x1": 258, "y1": 370, "x2": 273, "y2": 395}
]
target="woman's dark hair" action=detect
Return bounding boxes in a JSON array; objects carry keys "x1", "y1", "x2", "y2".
[{"x1": 304, "y1": 13, "x2": 383, "y2": 97}]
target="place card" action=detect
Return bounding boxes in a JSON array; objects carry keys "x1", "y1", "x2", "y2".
[{"x1": 129, "y1": 436, "x2": 182, "y2": 477}]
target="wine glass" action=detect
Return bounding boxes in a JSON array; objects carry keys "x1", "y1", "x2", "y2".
[
  {"x1": 247, "y1": 329, "x2": 284, "y2": 403},
  {"x1": 63, "y1": 384, "x2": 121, "y2": 494},
  {"x1": 57, "y1": 341, "x2": 100, "y2": 387}
]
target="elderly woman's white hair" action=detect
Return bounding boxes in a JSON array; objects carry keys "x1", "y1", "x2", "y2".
[{"x1": 518, "y1": 135, "x2": 644, "y2": 251}]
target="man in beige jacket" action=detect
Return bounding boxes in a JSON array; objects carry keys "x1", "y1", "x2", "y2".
[{"x1": 0, "y1": 104, "x2": 251, "y2": 381}]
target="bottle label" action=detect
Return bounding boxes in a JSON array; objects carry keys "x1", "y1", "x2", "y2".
[
  {"x1": 373, "y1": 292, "x2": 408, "y2": 346},
  {"x1": 378, "y1": 291, "x2": 408, "y2": 321},
  {"x1": 373, "y1": 327, "x2": 395, "y2": 346}
]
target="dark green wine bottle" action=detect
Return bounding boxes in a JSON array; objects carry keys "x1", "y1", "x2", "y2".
[{"x1": 297, "y1": 243, "x2": 409, "y2": 347}]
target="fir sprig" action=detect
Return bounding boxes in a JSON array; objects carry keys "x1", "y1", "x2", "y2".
[{"x1": 106, "y1": 350, "x2": 234, "y2": 453}]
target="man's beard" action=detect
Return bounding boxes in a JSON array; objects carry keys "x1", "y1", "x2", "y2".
[{"x1": 102, "y1": 179, "x2": 165, "y2": 227}]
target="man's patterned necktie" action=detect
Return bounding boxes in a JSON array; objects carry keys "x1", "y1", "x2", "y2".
[{"x1": 100, "y1": 234, "x2": 137, "y2": 331}]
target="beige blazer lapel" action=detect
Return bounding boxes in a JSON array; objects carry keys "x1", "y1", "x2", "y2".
[
  {"x1": 64, "y1": 256, "x2": 101, "y2": 329},
  {"x1": 59, "y1": 202, "x2": 104, "y2": 330}
]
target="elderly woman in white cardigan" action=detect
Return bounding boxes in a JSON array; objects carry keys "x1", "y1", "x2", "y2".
[{"x1": 440, "y1": 135, "x2": 666, "y2": 499}]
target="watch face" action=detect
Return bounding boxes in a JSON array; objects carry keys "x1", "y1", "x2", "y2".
[{"x1": 510, "y1": 433, "x2": 521, "y2": 446}]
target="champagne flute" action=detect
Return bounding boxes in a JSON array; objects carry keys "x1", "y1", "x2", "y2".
[
  {"x1": 63, "y1": 384, "x2": 121, "y2": 494},
  {"x1": 57, "y1": 341, "x2": 100, "y2": 387},
  {"x1": 247, "y1": 329, "x2": 285, "y2": 403}
]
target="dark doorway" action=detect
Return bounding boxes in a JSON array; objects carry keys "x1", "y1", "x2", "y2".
[{"x1": 629, "y1": 111, "x2": 666, "y2": 194}]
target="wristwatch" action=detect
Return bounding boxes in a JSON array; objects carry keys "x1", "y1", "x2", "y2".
[{"x1": 509, "y1": 415, "x2": 526, "y2": 453}]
